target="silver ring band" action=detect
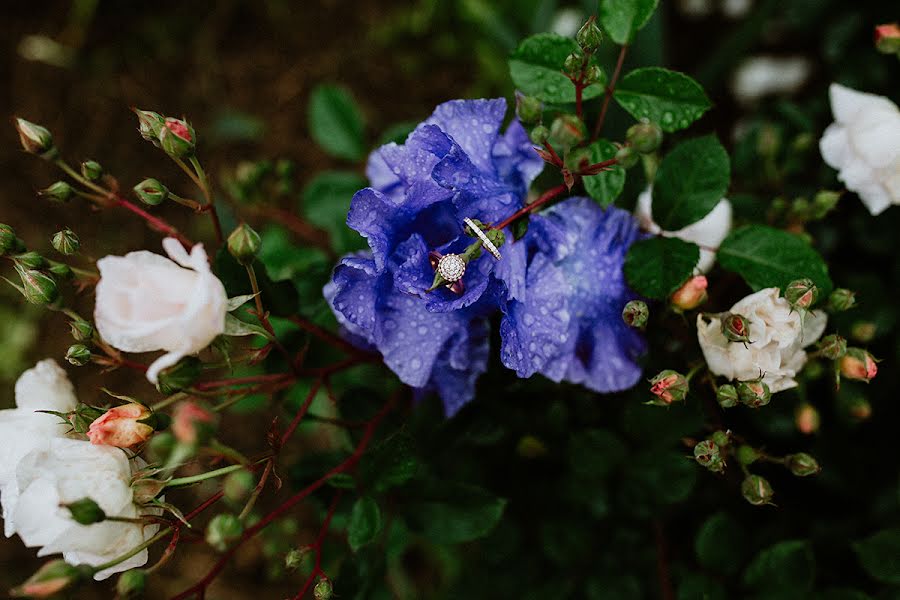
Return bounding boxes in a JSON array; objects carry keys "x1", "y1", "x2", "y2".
[{"x1": 463, "y1": 217, "x2": 502, "y2": 260}]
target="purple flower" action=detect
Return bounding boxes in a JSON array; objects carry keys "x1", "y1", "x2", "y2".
[
  {"x1": 499, "y1": 197, "x2": 647, "y2": 392},
  {"x1": 325, "y1": 98, "x2": 542, "y2": 415}
]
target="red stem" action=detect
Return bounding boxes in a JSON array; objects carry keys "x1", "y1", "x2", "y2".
[
  {"x1": 288, "y1": 315, "x2": 369, "y2": 357},
  {"x1": 593, "y1": 44, "x2": 629, "y2": 141},
  {"x1": 541, "y1": 141, "x2": 564, "y2": 168},
  {"x1": 195, "y1": 373, "x2": 295, "y2": 391},
  {"x1": 292, "y1": 490, "x2": 344, "y2": 600},
  {"x1": 654, "y1": 520, "x2": 676, "y2": 600},
  {"x1": 492, "y1": 184, "x2": 568, "y2": 231},
  {"x1": 279, "y1": 378, "x2": 322, "y2": 447},
  {"x1": 114, "y1": 197, "x2": 193, "y2": 249}
]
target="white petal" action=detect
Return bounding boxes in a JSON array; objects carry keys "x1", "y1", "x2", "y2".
[
  {"x1": 829, "y1": 83, "x2": 898, "y2": 125},
  {"x1": 14, "y1": 359, "x2": 77, "y2": 412},
  {"x1": 819, "y1": 124, "x2": 849, "y2": 170}
]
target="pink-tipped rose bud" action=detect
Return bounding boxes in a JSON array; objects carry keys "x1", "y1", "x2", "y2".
[
  {"x1": 784, "y1": 278, "x2": 818, "y2": 310},
  {"x1": 671, "y1": 275, "x2": 708, "y2": 311},
  {"x1": 839, "y1": 348, "x2": 877, "y2": 383},
  {"x1": 649, "y1": 369, "x2": 689, "y2": 405},
  {"x1": 11, "y1": 560, "x2": 87, "y2": 598},
  {"x1": 159, "y1": 117, "x2": 196, "y2": 158},
  {"x1": 14, "y1": 117, "x2": 57, "y2": 159},
  {"x1": 172, "y1": 400, "x2": 215, "y2": 445},
  {"x1": 874, "y1": 23, "x2": 900, "y2": 54},
  {"x1": 721, "y1": 313, "x2": 752, "y2": 344},
  {"x1": 87, "y1": 403, "x2": 154, "y2": 448},
  {"x1": 794, "y1": 403, "x2": 820, "y2": 435}
]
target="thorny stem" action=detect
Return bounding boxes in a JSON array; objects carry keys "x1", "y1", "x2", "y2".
[
  {"x1": 292, "y1": 490, "x2": 344, "y2": 600},
  {"x1": 593, "y1": 44, "x2": 629, "y2": 140}
]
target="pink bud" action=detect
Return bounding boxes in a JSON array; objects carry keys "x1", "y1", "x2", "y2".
[
  {"x1": 87, "y1": 403, "x2": 154, "y2": 448},
  {"x1": 164, "y1": 118, "x2": 192, "y2": 142},
  {"x1": 172, "y1": 400, "x2": 215, "y2": 445},
  {"x1": 794, "y1": 403, "x2": 820, "y2": 435},
  {"x1": 649, "y1": 370, "x2": 689, "y2": 405},
  {"x1": 671, "y1": 275, "x2": 708, "y2": 311},
  {"x1": 840, "y1": 349, "x2": 878, "y2": 383}
]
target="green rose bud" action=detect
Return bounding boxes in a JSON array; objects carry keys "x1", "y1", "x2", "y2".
[
  {"x1": 785, "y1": 452, "x2": 821, "y2": 477},
  {"x1": 576, "y1": 17, "x2": 603, "y2": 52},
  {"x1": 622, "y1": 299, "x2": 649, "y2": 329},
  {"x1": 132, "y1": 108, "x2": 165, "y2": 145},
  {"x1": 39, "y1": 181, "x2": 75, "y2": 203},
  {"x1": 223, "y1": 470, "x2": 256, "y2": 504},
  {"x1": 206, "y1": 513, "x2": 244, "y2": 552},
  {"x1": 133, "y1": 178, "x2": 169, "y2": 206},
  {"x1": 66, "y1": 344, "x2": 92, "y2": 366},
  {"x1": 64, "y1": 497, "x2": 106, "y2": 525},
  {"x1": 826, "y1": 288, "x2": 856, "y2": 312},
  {"x1": 313, "y1": 578, "x2": 334, "y2": 600},
  {"x1": 116, "y1": 569, "x2": 147, "y2": 599},
  {"x1": 817, "y1": 334, "x2": 847, "y2": 360},
  {"x1": 649, "y1": 369, "x2": 689, "y2": 405},
  {"x1": 716, "y1": 384, "x2": 739, "y2": 408},
  {"x1": 736, "y1": 444, "x2": 760, "y2": 465},
  {"x1": 0, "y1": 224, "x2": 16, "y2": 255},
  {"x1": 784, "y1": 278, "x2": 818, "y2": 310},
  {"x1": 529, "y1": 125, "x2": 550, "y2": 145},
  {"x1": 14, "y1": 251, "x2": 46, "y2": 269},
  {"x1": 563, "y1": 51, "x2": 583, "y2": 77},
  {"x1": 51, "y1": 229, "x2": 80, "y2": 256},
  {"x1": 515, "y1": 94, "x2": 542, "y2": 125},
  {"x1": 583, "y1": 64, "x2": 603, "y2": 85},
  {"x1": 80, "y1": 160, "x2": 103, "y2": 182},
  {"x1": 10, "y1": 559, "x2": 88, "y2": 598},
  {"x1": 626, "y1": 120, "x2": 663, "y2": 154},
  {"x1": 721, "y1": 313, "x2": 751, "y2": 344},
  {"x1": 156, "y1": 356, "x2": 202, "y2": 395},
  {"x1": 693, "y1": 440, "x2": 725, "y2": 473},
  {"x1": 47, "y1": 261, "x2": 73, "y2": 280},
  {"x1": 14, "y1": 117, "x2": 57, "y2": 159},
  {"x1": 14, "y1": 264, "x2": 58, "y2": 305},
  {"x1": 737, "y1": 378, "x2": 772, "y2": 408},
  {"x1": 710, "y1": 430, "x2": 730, "y2": 447},
  {"x1": 614, "y1": 145, "x2": 639, "y2": 169},
  {"x1": 227, "y1": 222, "x2": 262, "y2": 265},
  {"x1": 284, "y1": 547, "x2": 312, "y2": 571},
  {"x1": 159, "y1": 117, "x2": 196, "y2": 158},
  {"x1": 741, "y1": 474, "x2": 774, "y2": 506},
  {"x1": 549, "y1": 114, "x2": 586, "y2": 148},
  {"x1": 69, "y1": 318, "x2": 94, "y2": 342}
]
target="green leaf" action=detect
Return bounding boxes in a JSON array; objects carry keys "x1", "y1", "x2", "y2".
[
  {"x1": 509, "y1": 33, "x2": 605, "y2": 104},
  {"x1": 677, "y1": 573, "x2": 727, "y2": 600},
  {"x1": 742, "y1": 540, "x2": 815, "y2": 595},
  {"x1": 695, "y1": 512, "x2": 748, "y2": 575},
  {"x1": 599, "y1": 0, "x2": 659, "y2": 44},
  {"x1": 214, "y1": 248, "x2": 299, "y2": 317},
  {"x1": 225, "y1": 294, "x2": 257, "y2": 312},
  {"x1": 624, "y1": 237, "x2": 699, "y2": 300},
  {"x1": 409, "y1": 481, "x2": 506, "y2": 544},
  {"x1": 853, "y1": 528, "x2": 900, "y2": 585},
  {"x1": 358, "y1": 431, "x2": 421, "y2": 493},
  {"x1": 348, "y1": 496, "x2": 383, "y2": 552},
  {"x1": 614, "y1": 67, "x2": 711, "y2": 132},
  {"x1": 652, "y1": 135, "x2": 730, "y2": 230},
  {"x1": 223, "y1": 314, "x2": 272, "y2": 340},
  {"x1": 718, "y1": 225, "x2": 833, "y2": 297},
  {"x1": 583, "y1": 140, "x2": 626, "y2": 208},
  {"x1": 301, "y1": 171, "x2": 368, "y2": 254},
  {"x1": 326, "y1": 473, "x2": 357, "y2": 489},
  {"x1": 568, "y1": 429, "x2": 627, "y2": 479},
  {"x1": 308, "y1": 84, "x2": 365, "y2": 161}
]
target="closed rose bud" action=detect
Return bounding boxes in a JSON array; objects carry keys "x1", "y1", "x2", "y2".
[
  {"x1": 515, "y1": 94, "x2": 542, "y2": 125},
  {"x1": 716, "y1": 384, "x2": 739, "y2": 408},
  {"x1": 133, "y1": 178, "x2": 169, "y2": 206},
  {"x1": 615, "y1": 144, "x2": 639, "y2": 168},
  {"x1": 69, "y1": 318, "x2": 93, "y2": 342},
  {"x1": 227, "y1": 222, "x2": 262, "y2": 265},
  {"x1": 622, "y1": 299, "x2": 649, "y2": 329},
  {"x1": 65, "y1": 344, "x2": 92, "y2": 366},
  {"x1": 172, "y1": 400, "x2": 216, "y2": 445},
  {"x1": 737, "y1": 378, "x2": 771, "y2": 408},
  {"x1": 550, "y1": 114, "x2": 586, "y2": 148},
  {"x1": 839, "y1": 348, "x2": 877, "y2": 382},
  {"x1": 39, "y1": 180, "x2": 74, "y2": 203},
  {"x1": 116, "y1": 569, "x2": 147, "y2": 599},
  {"x1": 206, "y1": 513, "x2": 243, "y2": 552},
  {"x1": 874, "y1": 23, "x2": 900, "y2": 54},
  {"x1": 48, "y1": 261, "x2": 73, "y2": 280},
  {"x1": 285, "y1": 547, "x2": 312, "y2": 571},
  {"x1": 741, "y1": 474, "x2": 774, "y2": 506},
  {"x1": 63, "y1": 497, "x2": 106, "y2": 525},
  {"x1": 529, "y1": 125, "x2": 550, "y2": 145},
  {"x1": 80, "y1": 160, "x2": 103, "y2": 182},
  {"x1": 576, "y1": 17, "x2": 603, "y2": 52},
  {"x1": 721, "y1": 313, "x2": 752, "y2": 344},
  {"x1": 132, "y1": 108, "x2": 165, "y2": 144},
  {"x1": 563, "y1": 51, "x2": 583, "y2": 77},
  {"x1": 10, "y1": 560, "x2": 87, "y2": 598},
  {"x1": 159, "y1": 117, "x2": 196, "y2": 158},
  {"x1": 671, "y1": 275, "x2": 708, "y2": 311},
  {"x1": 0, "y1": 224, "x2": 16, "y2": 255},
  {"x1": 87, "y1": 403, "x2": 155, "y2": 448},
  {"x1": 14, "y1": 263, "x2": 58, "y2": 305},
  {"x1": 14, "y1": 251, "x2": 46, "y2": 269},
  {"x1": 710, "y1": 430, "x2": 730, "y2": 447},
  {"x1": 846, "y1": 396, "x2": 872, "y2": 421},
  {"x1": 649, "y1": 369, "x2": 689, "y2": 405},
  {"x1": 785, "y1": 452, "x2": 821, "y2": 477},
  {"x1": 817, "y1": 334, "x2": 847, "y2": 360},
  {"x1": 223, "y1": 470, "x2": 256, "y2": 504},
  {"x1": 850, "y1": 321, "x2": 876, "y2": 343},
  {"x1": 827, "y1": 288, "x2": 856, "y2": 312},
  {"x1": 51, "y1": 229, "x2": 80, "y2": 255},
  {"x1": 583, "y1": 65, "x2": 603, "y2": 85},
  {"x1": 736, "y1": 444, "x2": 759, "y2": 465},
  {"x1": 626, "y1": 120, "x2": 663, "y2": 154},
  {"x1": 784, "y1": 278, "x2": 818, "y2": 310},
  {"x1": 313, "y1": 578, "x2": 333, "y2": 600},
  {"x1": 14, "y1": 117, "x2": 57, "y2": 159},
  {"x1": 794, "y1": 403, "x2": 820, "y2": 434},
  {"x1": 694, "y1": 440, "x2": 725, "y2": 473}
]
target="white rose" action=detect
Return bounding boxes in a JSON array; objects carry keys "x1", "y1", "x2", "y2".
[
  {"x1": 95, "y1": 238, "x2": 227, "y2": 383},
  {"x1": 819, "y1": 83, "x2": 900, "y2": 215},
  {"x1": 730, "y1": 56, "x2": 811, "y2": 105},
  {"x1": 697, "y1": 288, "x2": 827, "y2": 392},
  {"x1": 7, "y1": 438, "x2": 158, "y2": 580},
  {"x1": 635, "y1": 187, "x2": 732, "y2": 273},
  {"x1": 0, "y1": 360, "x2": 77, "y2": 538}
]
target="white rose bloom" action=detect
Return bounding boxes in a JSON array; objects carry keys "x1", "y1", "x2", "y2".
[
  {"x1": 95, "y1": 238, "x2": 227, "y2": 384},
  {"x1": 0, "y1": 360, "x2": 77, "y2": 537},
  {"x1": 697, "y1": 288, "x2": 827, "y2": 392},
  {"x1": 8, "y1": 438, "x2": 158, "y2": 580},
  {"x1": 819, "y1": 83, "x2": 900, "y2": 215},
  {"x1": 731, "y1": 56, "x2": 811, "y2": 105},
  {"x1": 635, "y1": 187, "x2": 733, "y2": 273}
]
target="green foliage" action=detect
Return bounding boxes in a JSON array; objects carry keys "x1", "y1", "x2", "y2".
[
  {"x1": 348, "y1": 496, "x2": 383, "y2": 552},
  {"x1": 853, "y1": 528, "x2": 900, "y2": 585},
  {"x1": 214, "y1": 248, "x2": 299, "y2": 317},
  {"x1": 695, "y1": 512, "x2": 748, "y2": 575},
  {"x1": 407, "y1": 480, "x2": 507, "y2": 544},
  {"x1": 583, "y1": 139, "x2": 626, "y2": 207},
  {"x1": 308, "y1": 84, "x2": 366, "y2": 161},
  {"x1": 357, "y1": 430, "x2": 421, "y2": 493},
  {"x1": 624, "y1": 237, "x2": 700, "y2": 299},
  {"x1": 742, "y1": 540, "x2": 815, "y2": 597},
  {"x1": 598, "y1": 0, "x2": 659, "y2": 44},
  {"x1": 509, "y1": 34, "x2": 605, "y2": 103},
  {"x1": 718, "y1": 225, "x2": 833, "y2": 297},
  {"x1": 652, "y1": 135, "x2": 730, "y2": 230},
  {"x1": 614, "y1": 67, "x2": 711, "y2": 132},
  {"x1": 301, "y1": 171, "x2": 367, "y2": 254}
]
